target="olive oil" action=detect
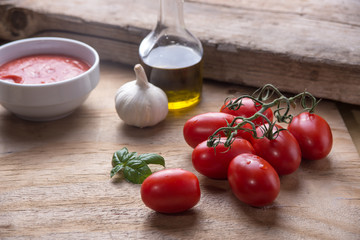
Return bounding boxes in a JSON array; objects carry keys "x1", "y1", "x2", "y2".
[
  {"x1": 138, "y1": 0, "x2": 203, "y2": 110},
  {"x1": 140, "y1": 45, "x2": 203, "y2": 110}
]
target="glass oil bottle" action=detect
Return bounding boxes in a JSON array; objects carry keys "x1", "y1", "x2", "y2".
[{"x1": 139, "y1": 0, "x2": 203, "y2": 110}]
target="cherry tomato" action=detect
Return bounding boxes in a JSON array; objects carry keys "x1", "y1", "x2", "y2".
[
  {"x1": 183, "y1": 112, "x2": 235, "y2": 148},
  {"x1": 192, "y1": 137, "x2": 256, "y2": 179},
  {"x1": 251, "y1": 124, "x2": 301, "y2": 175},
  {"x1": 220, "y1": 97, "x2": 273, "y2": 126},
  {"x1": 288, "y1": 112, "x2": 333, "y2": 160},
  {"x1": 140, "y1": 168, "x2": 201, "y2": 214},
  {"x1": 228, "y1": 153, "x2": 280, "y2": 207}
]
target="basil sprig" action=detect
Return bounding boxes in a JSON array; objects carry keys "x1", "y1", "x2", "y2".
[{"x1": 110, "y1": 147, "x2": 165, "y2": 184}]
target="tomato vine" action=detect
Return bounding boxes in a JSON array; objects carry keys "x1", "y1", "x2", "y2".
[{"x1": 207, "y1": 84, "x2": 321, "y2": 148}]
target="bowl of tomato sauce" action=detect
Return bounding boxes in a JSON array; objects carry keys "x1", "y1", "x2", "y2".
[{"x1": 0, "y1": 37, "x2": 100, "y2": 121}]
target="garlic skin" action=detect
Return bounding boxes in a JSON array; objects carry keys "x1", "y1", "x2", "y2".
[{"x1": 115, "y1": 64, "x2": 168, "y2": 128}]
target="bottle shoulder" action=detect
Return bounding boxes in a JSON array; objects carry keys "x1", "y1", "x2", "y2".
[{"x1": 139, "y1": 27, "x2": 203, "y2": 59}]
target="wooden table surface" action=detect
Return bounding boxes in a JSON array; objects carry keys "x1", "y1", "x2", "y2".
[
  {"x1": 1, "y1": 62, "x2": 360, "y2": 239},
  {"x1": 1, "y1": 0, "x2": 360, "y2": 105}
]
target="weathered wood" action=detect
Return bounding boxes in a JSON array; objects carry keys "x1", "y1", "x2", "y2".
[
  {"x1": 0, "y1": 62, "x2": 360, "y2": 239},
  {"x1": 338, "y1": 103, "x2": 360, "y2": 154},
  {"x1": 0, "y1": 0, "x2": 360, "y2": 105}
]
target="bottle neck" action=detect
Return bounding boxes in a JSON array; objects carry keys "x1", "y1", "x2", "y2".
[{"x1": 158, "y1": 0, "x2": 185, "y2": 29}]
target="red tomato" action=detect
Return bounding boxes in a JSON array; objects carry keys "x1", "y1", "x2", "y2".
[
  {"x1": 192, "y1": 137, "x2": 256, "y2": 179},
  {"x1": 251, "y1": 124, "x2": 301, "y2": 175},
  {"x1": 220, "y1": 97, "x2": 273, "y2": 126},
  {"x1": 183, "y1": 112, "x2": 235, "y2": 148},
  {"x1": 288, "y1": 112, "x2": 333, "y2": 160},
  {"x1": 228, "y1": 153, "x2": 280, "y2": 207},
  {"x1": 140, "y1": 168, "x2": 201, "y2": 214},
  {"x1": 233, "y1": 119, "x2": 255, "y2": 142}
]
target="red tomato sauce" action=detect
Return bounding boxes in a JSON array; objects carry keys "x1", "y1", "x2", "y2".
[{"x1": 0, "y1": 54, "x2": 90, "y2": 84}]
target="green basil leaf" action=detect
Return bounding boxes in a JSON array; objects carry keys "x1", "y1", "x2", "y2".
[
  {"x1": 112, "y1": 147, "x2": 129, "y2": 166},
  {"x1": 110, "y1": 148, "x2": 166, "y2": 183},
  {"x1": 112, "y1": 154, "x2": 121, "y2": 167},
  {"x1": 123, "y1": 160, "x2": 152, "y2": 184},
  {"x1": 110, "y1": 163, "x2": 124, "y2": 178},
  {"x1": 139, "y1": 153, "x2": 165, "y2": 167},
  {"x1": 127, "y1": 151, "x2": 138, "y2": 161}
]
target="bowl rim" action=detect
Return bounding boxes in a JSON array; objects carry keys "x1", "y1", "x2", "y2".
[{"x1": 0, "y1": 37, "x2": 100, "y2": 88}]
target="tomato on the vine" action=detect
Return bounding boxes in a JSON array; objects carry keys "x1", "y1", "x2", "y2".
[
  {"x1": 183, "y1": 112, "x2": 235, "y2": 148},
  {"x1": 228, "y1": 153, "x2": 280, "y2": 207},
  {"x1": 251, "y1": 124, "x2": 301, "y2": 175},
  {"x1": 141, "y1": 168, "x2": 201, "y2": 214},
  {"x1": 288, "y1": 112, "x2": 332, "y2": 160},
  {"x1": 192, "y1": 137, "x2": 255, "y2": 179},
  {"x1": 220, "y1": 97, "x2": 273, "y2": 126}
]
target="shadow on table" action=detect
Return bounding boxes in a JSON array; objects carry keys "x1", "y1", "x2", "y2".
[{"x1": 145, "y1": 208, "x2": 200, "y2": 236}]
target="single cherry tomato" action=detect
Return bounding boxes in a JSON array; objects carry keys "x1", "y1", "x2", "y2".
[
  {"x1": 251, "y1": 124, "x2": 301, "y2": 175},
  {"x1": 192, "y1": 137, "x2": 256, "y2": 179},
  {"x1": 183, "y1": 112, "x2": 235, "y2": 148},
  {"x1": 220, "y1": 97, "x2": 273, "y2": 126},
  {"x1": 288, "y1": 112, "x2": 332, "y2": 160},
  {"x1": 228, "y1": 153, "x2": 280, "y2": 207},
  {"x1": 140, "y1": 168, "x2": 201, "y2": 214}
]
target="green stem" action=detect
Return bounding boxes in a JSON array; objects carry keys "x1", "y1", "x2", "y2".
[{"x1": 207, "y1": 84, "x2": 319, "y2": 148}]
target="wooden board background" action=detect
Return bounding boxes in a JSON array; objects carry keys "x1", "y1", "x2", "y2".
[
  {"x1": 0, "y1": 63, "x2": 359, "y2": 239},
  {"x1": 0, "y1": 0, "x2": 360, "y2": 105}
]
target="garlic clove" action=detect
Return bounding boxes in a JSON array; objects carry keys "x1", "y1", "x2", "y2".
[{"x1": 115, "y1": 64, "x2": 168, "y2": 128}]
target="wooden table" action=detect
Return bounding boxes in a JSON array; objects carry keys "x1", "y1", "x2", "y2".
[
  {"x1": 1, "y1": 0, "x2": 360, "y2": 105},
  {"x1": 1, "y1": 62, "x2": 360, "y2": 239}
]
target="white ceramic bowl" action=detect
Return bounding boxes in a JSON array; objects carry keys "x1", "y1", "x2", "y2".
[{"x1": 0, "y1": 37, "x2": 100, "y2": 121}]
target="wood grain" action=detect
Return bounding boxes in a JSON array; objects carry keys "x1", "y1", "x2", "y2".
[
  {"x1": 0, "y1": 62, "x2": 359, "y2": 239},
  {"x1": 338, "y1": 103, "x2": 360, "y2": 154},
  {"x1": 0, "y1": 0, "x2": 359, "y2": 105}
]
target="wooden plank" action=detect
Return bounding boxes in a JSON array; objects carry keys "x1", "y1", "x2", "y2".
[
  {"x1": 0, "y1": 0, "x2": 360, "y2": 105},
  {"x1": 0, "y1": 62, "x2": 360, "y2": 239},
  {"x1": 338, "y1": 103, "x2": 360, "y2": 154}
]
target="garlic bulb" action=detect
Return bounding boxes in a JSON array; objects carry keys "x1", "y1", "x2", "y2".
[{"x1": 115, "y1": 64, "x2": 168, "y2": 128}]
